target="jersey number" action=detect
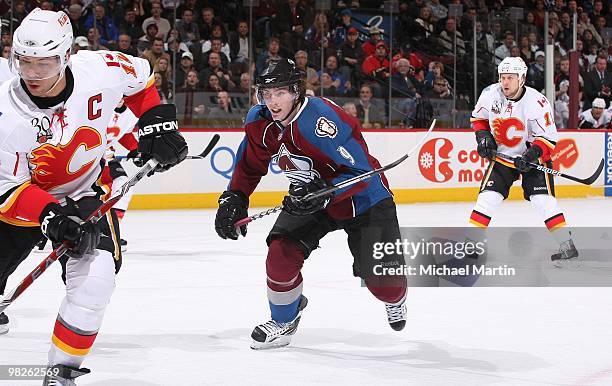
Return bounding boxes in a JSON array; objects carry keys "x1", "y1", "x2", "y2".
[{"x1": 102, "y1": 52, "x2": 136, "y2": 78}]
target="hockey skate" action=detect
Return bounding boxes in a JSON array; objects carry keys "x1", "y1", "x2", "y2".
[
  {"x1": 551, "y1": 239, "x2": 579, "y2": 268},
  {"x1": 42, "y1": 364, "x2": 90, "y2": 386},
  {"x1": 251, "y1": 295, "x2": 308, "y2": 350},
  {"x1": 0, "y1": 312, "x2": 8, "y2": 335},
  {"x1": 384, "y1": 295, "x2": 407, "y2": 331},
  {"x1": 120, "y1": 238, "x2": 128, "y2": 252}
]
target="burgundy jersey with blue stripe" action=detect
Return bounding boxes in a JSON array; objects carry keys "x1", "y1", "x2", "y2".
[{"x1": 230, "y1": 96, "x2": 392, "y2": 220}]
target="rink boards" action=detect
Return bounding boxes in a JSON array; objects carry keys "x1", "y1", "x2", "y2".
[{"x1": 125, "y1": 128, "x2": 606, "y2": 209}]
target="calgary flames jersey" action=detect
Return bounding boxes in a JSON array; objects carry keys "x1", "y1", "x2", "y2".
[
  {"x1": 0, "y1": 50, "x2": 157, "y2": 226},
  {"x1": 471, "y1": 83, "x2": 558, "y2": 167},
  {"x1": 105, "y1": 105, "x2": 139, "y2": 160},
  {"x1": 0, "y1": 57, "x2": 11, "y2": 83}
]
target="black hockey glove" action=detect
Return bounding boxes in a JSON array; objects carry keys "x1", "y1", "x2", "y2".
[
  {"x1": 125, "y1": 149, "x2": 144, "y2": 167},
  {"x1": 39, "y1": 202, "x2": 100, "y2": 256},
  {"x1": 514, "y1": 145, "x2": 542, "y2": 173},
  {"x1": 137, "y1": 104, "x2": 188, "y2": 172},
  {"x1": 215, "y1": 190, "x2": 249, "y2": 240},
  {"x1": 282, "y1": 178, "x2": 332, "y2": 216},
  {"x1": 475, "y1": 130, "x2": 497, "y2": 160}
]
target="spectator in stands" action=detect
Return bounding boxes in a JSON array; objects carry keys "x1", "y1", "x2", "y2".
[
  {"x1": 425, "y1": 76, "x2": 452, "y2": 99},
  {"x1": 68, "y1": 4, "x2": 86, "y2": 38},
  {"x1": 198, "y1": 7, "x2": 222, "y2": 42},
  {"x1": 356, "y1": 84, "x2": 386, "y2": 128},
  {"x1": 294, "y1": 50, "x2": 319, "y2": 90},
  {"x1": 119, "y1": 9, "x2": 142, "y2": 45},
  {"x1": 105, "y1": 0, "x2": 124, "y2": 28},
  {"x1": 199, "y1": 52, "x2": 235, "y2": 91},
  {"x1": 528, "y1": 31, "x2": 541, "y2": 53},
  {"x1": 200, "y1": 38, "x2": 230, "y2": 70},
  {"x1": 579, "y1": 11, "x2": 603, "y2": 47},
  {"x1": 253, "y1": 0, "x2": 276, "y2": 45},
  {"x1": 305, "y1": 11, "x2": 331, "y2": 51},
  {"x1": 230, "y1": 72, "x2": 252, "y2": 94},
  {"x1": 414, "y1": 6, "x2": 435, "y2": 40},
  {"x1": 362, "y1": 26, "x2": 384, "y2": 57},
  {"x1": 362, "y1": 41, "x2": 391, "y2": 84},
  {"x1": 165, "y1": 35, "x2": 189, "y2": 69},
  {"x1": 85, "y1": 3, "x2": 119, "y2": 48},
  {"x1": 209, "y1": 91, "x2": 235, "y2": 120},
  {"x1": 154, "y1": 57, "x2": 172, "y2": 83},
  {"x1": 87, "y1": 27, "x2": 108, "y2": 51},
  {"x1": 1, "y1": 44, "x2": 10, "y2": 59},
  {"x1": 175, "y1": 8, "x2": 200, "y2": 46},
  {"x1": 73, "y1": 36, "x2": 89, "y2": 53},
  {"x1": 142, "y1": 37, "x2": 170, "y2": 69},
  {"x1": 276, "y1": 0, "x2": 310, "y2": 52},
  {"x1": 320, "y1": 55, "x2": 346, "y2": 94},
  {"x1": 427, "y1": 0, "x2": 447, "y2": 23},
  {"x1": 521, "y1": 11, "x2": 539, "y2": 38},
  {"x1": 519, "y1": 35, "x2": 534, "y2": 64},
  {"x1": 117, "y1": 34, "x2": 137, "y2": 56},
  {"x1": 179, "y1": 69, "x2": 205, "y2": 125},
  {"x1": 527, "y1": 50, "x2": 546, "y2": 92},
  {"x1": 555, "y1": 79, "x2": 570, "y2": 129},
  {"x1": 11, "y1": 0, "x2": 27, "y2": 28},
  {"x1": 229, "y1": 21, "x2": 251, "y2": 64},
  {"x1": 474, "y1": 21, "x2": 494, "y2": 54},
  {"x1": 316, "y1": 72, "x2": 340, "y2": 97},
  {"x1": 255, "y1": 37, "x2": 282, "y2": 77},
  {"x1": 131, "y1": 0, "x2": 146, "y2": 20},
  {"x1": 340, "y1": 27, "x2": 364, "y2": 84},
  {"x1": 175, "y1": 51, "x2": 195, "y2": 90},
  {"x1": 584, "y1": 54, "x2": 612, "y2": 109},
  {"x1": 554, "y1": 56, "x2": 574, "y2": 99},
  {"x1": 438, "y1": 17, "x2": 466, "y2": 56},
  {"x1": 202, "y1": 26, "x2": 231, "y2": 59},
  {"x1": 594, "y1": 15, "x2": 607, "y2": 39},
  {"x1": 534, "y1": 0, "x2": 546, "y2": 28},
  {"x1": 332, "y1": 9, "x2": 352, "y2": 46},
  {"x1": 391, "y1": 58, "x2": 417, "y2": 98},
  {"x1": 424, "y1": 61, "x2": 444, "y2": 90},
  {"x1": 342, "y1": 102, "x2": 359, "y2": 119},
  {"x1": 204, "y1": 73, "x2": 226, "y2": 92},
  {"x1": 495, "y1": 32, "x2": 515, "y2": 64},
  {"x1": 154, "y1": 71, "x2": 172, "y2": 103},
  {"x1": 137, "y1": 20, "x2": 158, "y2": 54},
  {"x1": 579, "y1": 97, "x2": 611, "y2": 128},
  {"x1": 591, "y1": 0, "x2": 605, "y2": 24},
  {"x1": 510, "y1": 46, "x2": 521, "y2": 58},
  {"x1": 143, "y1": 2, "x2": 171, "y2": 40},
  {"x1": 40, "y1": 1, "x2": 53, "y2": 11}
]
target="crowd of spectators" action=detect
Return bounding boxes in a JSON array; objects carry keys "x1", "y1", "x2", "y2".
[{"x1": 1, "y1": 0, "x2": 610, "y2": 128}]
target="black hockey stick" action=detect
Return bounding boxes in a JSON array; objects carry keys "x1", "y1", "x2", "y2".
[
  {"x1": 115, "y1": 133, "x2": 221, "y2": 162},
  {"x1": 234, "y1": 119, "x2": 437, "y2": 228},
  {"x1": 495, "y1": 152, "x2": 604, "y2": 185},
  {"x1": 0, "y1": 159, "x2": 160, "y2": 313}
]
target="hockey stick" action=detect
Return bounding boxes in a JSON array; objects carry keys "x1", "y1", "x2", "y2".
[
  {"x1": 0, "y1": 159, "x2": 159, "y2": 313},
  {"x1": 234, "y1": 119, "x2": 437, "y2": 228},
  {"x1": 495, "y1": 152, "x2": 604, "y2": 185},
  {"x1": 115, "y1": 133, "x2": 221, "y2": 161}
]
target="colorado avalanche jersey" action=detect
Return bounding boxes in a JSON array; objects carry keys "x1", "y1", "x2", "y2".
[
  {"x1": 471, "y1": 83, "x2": 558, "y2": 165},
  {"x1": 0, "y1": 50, "x2": 155, "y2": 227},
  {"x1": 230, "y1": 96, "x2": 392, "y2": 220}
]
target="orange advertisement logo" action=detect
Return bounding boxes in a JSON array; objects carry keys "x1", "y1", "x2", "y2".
[
  {"x1": 30, "y1": 127, "x2": 102, "y2": 191},
  {"x1": 551, "y1": 138, "x2": 579, "y2": 171},
  {"x1": 419, "y1": 138, "x2": 453, "y2": 183}
]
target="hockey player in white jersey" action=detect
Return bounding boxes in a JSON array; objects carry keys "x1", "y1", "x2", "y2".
[
  {"x1": 468, "y1": 57, "x2": 578, "y2": 264},
  {"x1": 578, "y1": 97, "x2": 611, "y2": 128},
  {"x1": 0, "y1": 9, "x2": 187, "y2": 385}
]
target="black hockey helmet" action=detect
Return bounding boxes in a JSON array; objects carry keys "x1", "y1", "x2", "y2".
[{"x1": 255, "y1": 58, "x2": 304, "y2": 89}]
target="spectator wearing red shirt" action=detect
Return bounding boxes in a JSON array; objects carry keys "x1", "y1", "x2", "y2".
[{"x1": 362, "y1": 41, "x2": 390, "y2": 82}]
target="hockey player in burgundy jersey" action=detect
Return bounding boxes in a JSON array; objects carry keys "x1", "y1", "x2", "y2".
[
  {"x1": 215, "y1": 58, "x2": 407, "y2": 350},
  {"x1": 0, "y1": 9, "x2": 187, "y2": 384}
]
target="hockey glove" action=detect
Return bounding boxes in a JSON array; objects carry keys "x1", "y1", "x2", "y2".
[
  {"x1": 39, "y1": 202, "x2": 101, "y2": 256},
  {"x1": 216, "y1": 190, "x2": 249, "y2": 240},
  {"x1": 282, "y1": 178, "x2": 332, "y2": 216},
  {"x1": 475, "y1": 130, "x2": 497, "y2": 160},
  {"x1": 514, "y1": 145, "x2": 542, "y2": 173},
  {"x1": 137, "y1": 104, "x2": 188, "y2": 172},
  {"x1": 125, "y1": 149, "x2": 144, "y2": 167}
]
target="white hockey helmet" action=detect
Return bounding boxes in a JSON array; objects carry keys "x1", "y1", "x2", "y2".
[
  {"x1": 10, "y1": 8, "x2": 73, "y2": 80},
  {"x1": 498, "y1": 57, "x2": 528, "y2": 86}
]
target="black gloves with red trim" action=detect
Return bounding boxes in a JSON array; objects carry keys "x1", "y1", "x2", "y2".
[
  {"x1": 514, "y1": 145, "x2": 543, "y2": 173},
  {"x1": 137, "y1": 104, "x2": 188, "y2": 173},
  {"x1": 475, "y1": 130, "x2": 497, "y2": 160},
  {"x1": 215, "y1": 190, "x2": 249, "y2": 240},
  {"x1": 283, "y1": 178, "x2": 332, "y2": 216},
  {"x1": 39, "y1": 202, "x2": 100, "y2": 256}
]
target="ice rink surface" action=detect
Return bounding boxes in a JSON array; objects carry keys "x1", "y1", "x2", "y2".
[{"x1": 2, "y1": 198, "x2": 612, "y2": 385}]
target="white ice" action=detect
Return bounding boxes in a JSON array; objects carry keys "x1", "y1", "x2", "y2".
[{"x1": 2, "y1": 198, "x2": 612, "y2": 385}]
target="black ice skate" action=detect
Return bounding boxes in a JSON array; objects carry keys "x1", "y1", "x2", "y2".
[
  {"x1": 251, "y1": 295, "x2": 308, "y2": 350},
  {"x1": 551, "y1": 239, "x2": 579, "y2": 268},
  {"x1": 385, "y1": 295, "x2": 407, "y2": 331},
  {"x1": 0, "y1": 312, "x2": 8, "y2": 335},
  {"x1": 42, "y1": 364, "x2": 90, "y2": 386},
  {"x1": 120, "y1": 238, "x2": 128, "y2": 252}
]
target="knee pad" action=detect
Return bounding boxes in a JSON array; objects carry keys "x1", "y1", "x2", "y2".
[
  {"x1": 470, "y1": 191, "x2": 503, "y2": 227},
  {"x1": 64, "y1": 253, "x2": 116, "y2": 311},
  {"x1": 266, "y1": 237, "x2": 305, "y2": 285},
  {"x1": 529, "y1": 194, "x2": 562, "y2": 220}
]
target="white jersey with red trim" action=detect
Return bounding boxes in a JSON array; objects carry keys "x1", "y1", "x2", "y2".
[
  {"x1": 0, "y1": 57, "x2": 13, "y2": 83},
  {"x1": 105, "y1": 106, "x2": 139, "y2": 159},
  {"x1": 579, "y1": 108, "x2": 612, "y2": 129},
  {"x1": 0, "y1": 50, "x2": 152, "y2": 225},
  {"x1": 471, "y1": 83, "x2": 558, "y2": 163}
]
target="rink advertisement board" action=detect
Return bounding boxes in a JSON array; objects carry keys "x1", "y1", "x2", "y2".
[
  {"x1": 606, "y1": 131, "x2": 612, "y2": 196},
  {"x1": 125, "y1": 129, "x2": 606, "y2": 209}
]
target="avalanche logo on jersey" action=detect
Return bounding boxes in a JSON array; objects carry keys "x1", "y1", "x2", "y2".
[
  {"x1": 315, "y1": 116, "x2": 338, "y2": 138},
  {"x1": 29, "y1": 126, "x2": 103, "y2": 191},
  {"x1": 273, "y1": 143, "x2": 320, "y2": 184}
]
